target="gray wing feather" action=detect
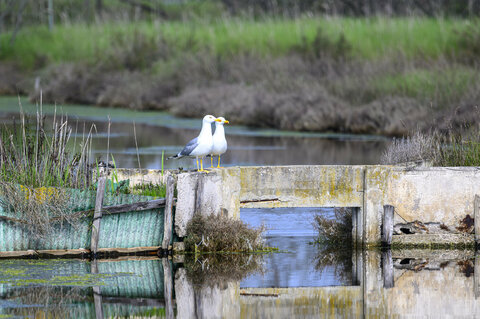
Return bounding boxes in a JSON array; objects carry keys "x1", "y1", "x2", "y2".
[{"x1": 179, "y1": 137, "x2": 199, "y2": 156}]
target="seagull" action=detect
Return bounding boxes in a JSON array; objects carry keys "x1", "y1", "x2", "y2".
[
  {"x1": 167, "y1": 114, "x2": 219, "y2": 172},
  {"x1": 210, "y1": 117, "x2": 229, "y2": 168}
]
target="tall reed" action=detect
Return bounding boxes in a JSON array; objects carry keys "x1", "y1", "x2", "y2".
[{"x1": 0, "y1": 99, "x2": 95, "y2": 189}]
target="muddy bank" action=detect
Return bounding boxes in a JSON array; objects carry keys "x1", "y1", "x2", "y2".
[{"x1": 1, "y1": 52, "x2": 478, "y2": 136}]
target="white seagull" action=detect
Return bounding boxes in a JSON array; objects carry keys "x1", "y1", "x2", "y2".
[
  {"x1": 168, "y1": 114, "x2": 220, "y2": 172},
  {"x1": 210, "y1": 117, "x2": 229, "y2": 168}
]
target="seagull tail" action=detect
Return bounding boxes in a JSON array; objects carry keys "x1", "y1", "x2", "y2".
[{"x1": 166, "y1": 154, "x2": 181, "y2": 160}]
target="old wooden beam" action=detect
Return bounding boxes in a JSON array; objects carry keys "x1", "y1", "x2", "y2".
[
  {"x1": 101, "y1": 296, "x2": 165, "y2": 307},
  {"x1": 162, "y1": 175, "x2": 175, "y2": 250},
  {"x1": 91, "y1": 177, "x2": 106, "y2": 256},
  {"x1": 163, "y1": 258, "x2": 174, "y2": 319},
  {"x1": 475, "y1": 195, "x2": 480, "y2": 246},
  {"x1": 0, "y1": 247, "x2": 160, "y2": 259},
  {"x1": 382, "y1": 205, "x2": 394, "y2": 246}
]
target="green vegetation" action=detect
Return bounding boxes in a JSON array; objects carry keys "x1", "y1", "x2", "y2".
[
  {"x1": 382, "y1": 130, "x2": 480, "y2": 166},
  {"x1": 2, "y1": 10, "x2": 480, "y2": 136},
  {"x1": 0, "y1": 106, "x2": 93, "y2": 189},
  {"x1": 0, "y1": 17, "x2": 472, "y2": 69}
]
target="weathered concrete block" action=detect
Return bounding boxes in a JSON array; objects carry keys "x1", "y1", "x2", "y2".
[
  {"x1": 239, "y1": 165, "x2": 364, "y2": 208},
  {"x1": 175, "y1": 168, "x2": 241, "y2": 237}
]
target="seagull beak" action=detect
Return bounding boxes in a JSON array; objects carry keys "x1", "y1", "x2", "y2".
[
  {"x1": 224, "y1": 120, "x2": 229, "y2": 124},
  {"x1": 214, "y1": 118, "x2": 222, "y2": 122}
]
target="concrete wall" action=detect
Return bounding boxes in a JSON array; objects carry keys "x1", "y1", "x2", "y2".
[
  {"x1": 118, "y1": 165, "x2": 480, "y2": 245},
  {"x1": 364, "y1": 166, "x2": 480, "y2": 244}
]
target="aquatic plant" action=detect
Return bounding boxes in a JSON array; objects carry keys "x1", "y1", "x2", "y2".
[
  {"x1": 0, "y1": 98, "x2": 95, "y2": 239},
  {"x1": 0, "y1": 99, "x2": 94, "y2": 189},
  {"x1": 184, "y1": 213, "x2": 265, "y2": 253},
  {"x1": 313, "y1": 208, "x2": 352, "y2": 246},
  {"x1": 183, "y1": 253, "x2": 264, "y2": 287}
]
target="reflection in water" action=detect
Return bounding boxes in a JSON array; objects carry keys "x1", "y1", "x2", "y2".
[
  {"x1": 241, "y1": 207, "x2": 354, "y2": 288},
  {"x1": 2, "y1": 251, "x2": 480, "y2": 317}
]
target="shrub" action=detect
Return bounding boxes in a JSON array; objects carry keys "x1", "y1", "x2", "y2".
[
  {"x1": 313, "y1": 208, "x2": 352, "y2": 246},
  {"x1": 184, "y1": 213, "x2": 265, "y2": 253}
]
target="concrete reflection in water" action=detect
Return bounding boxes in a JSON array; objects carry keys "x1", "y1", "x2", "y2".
[{"x1": 1, "y1": 250, "x2": 480, "y2": 318}]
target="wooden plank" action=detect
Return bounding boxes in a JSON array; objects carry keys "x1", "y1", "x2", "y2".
[
  {"x1": 102, "y1": 198, "x2": 166, "y2": 215},
  {"x1": 382, "y1": 205, "x2": 394, "y2": 246},
  {"x1": 101, "y1": 296, "x2": 166, "y2": 307},
  {"x1": 162, "y1": 176, "x2": 175, "y2": 250},
  {"x1": 0, "y1": 198, "x2": 167, "y2": 225},
  {"x1": 91, "y1": 177, "x2": 106, "y2": 256},
  {"x1": 475, "y1": 195, "x2": 480, "y2": 245},
  {"x1": 0, "y1": 248, "x2": 89, "y2": 258},
  {"x1": 0, "y1": 247, "x2": 160, "y2": 258},
  {"x1": 163, "y1": 258, "x2": 174, "y2": 319},
  {"x1": 97, "y1": 246, "x2": 160, "y2": 254},
  {"x1": 382, "y1": 250, "x2": 394, "y2": 288}
]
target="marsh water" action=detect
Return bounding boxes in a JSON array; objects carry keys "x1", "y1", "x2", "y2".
[
  {"x1": 1, "y1": 246, "x2": 479, "y2": 317},
  {"x1": 0, "y1": 96, "x2": 389, "y2": 169}
]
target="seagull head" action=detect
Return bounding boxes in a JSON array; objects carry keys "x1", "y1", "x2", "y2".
[
  {"x1": 214, "y1": 117, "x2": 230, "y2": 125},
  {"x1": 203, "y1": 114, "x2": 217, "y2": 124}
]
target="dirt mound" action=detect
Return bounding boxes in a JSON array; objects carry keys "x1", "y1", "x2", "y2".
[
  {"x1": 168, "y1": 83, "x2": 346, "y2": 131},
  {"x1": 347, "y1": 96, "x2": 429, "y2": 136}
]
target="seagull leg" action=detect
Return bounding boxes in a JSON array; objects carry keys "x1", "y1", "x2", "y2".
[
  {"x1": 210, "y1": 156, "x2": 214, "y2": 168},
  {"x1": 196, "y1": 157, "x2": 199, "y2": 171},
  {"x1": 198, "y1": 158, "x2": 210, "y2": 173},
  {"x1": 216, "y1": 155, "x2": 223, "y2": 168}
]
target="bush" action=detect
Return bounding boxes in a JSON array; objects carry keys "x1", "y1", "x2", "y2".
[
  {"x1": 184, "y1": 213, "x2": 265, "y2": 253},
  {"x1": 313, "y1": 208, "x2": 352, "y2": 246}
]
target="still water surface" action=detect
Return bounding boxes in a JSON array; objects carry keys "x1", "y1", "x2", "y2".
[{"x1": 0, "y1": 96, "x2": 389, "y2": 169}]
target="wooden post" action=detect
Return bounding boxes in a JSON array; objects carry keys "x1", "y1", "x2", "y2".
[
  {"x1": 382, "y1": 205, "x2": 394, "y2": 246},
  {"x1": 475, "y1": 254, "x2": 480, "y2": 298},
  {"x1": 352, "y1": 207, "x2": 357, "y2": 250},
  {"x1": 162, "y1": 175, "x2": 175, "y2": 250},
  {"x1": 91, "y1": 177, "x2": 106, "y2": 257},
  {"x1": 91, "y1": 260, "x2": 104, "y2": 319},
  {"x1": 475, "y1": 195, "x2": 480, "y2": 246},
  {"x1": 382, "y1": 250, "x2": 394, "y2": 288},
  {"x1": 163, "y1": 258, "x2": 174, "y2": 319}
]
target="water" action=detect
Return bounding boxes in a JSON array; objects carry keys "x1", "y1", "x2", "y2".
[
  {"x1": 241, "y1": 207, "x2": 353, "y2": 288},
  {"x1": 0, "y1": 96, "x2": 389, "y2": 169},
  {"x1": 1, "y1": 250, "x2": 479, "y2": 317}
]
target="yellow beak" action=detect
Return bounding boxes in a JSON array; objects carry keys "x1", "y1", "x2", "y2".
[
  {"x1": 224, "y1": 120, "x2": 230, "y2": 124},
  {"x1": 215, "y1": 118, "x2": 222, "y2": 122}
]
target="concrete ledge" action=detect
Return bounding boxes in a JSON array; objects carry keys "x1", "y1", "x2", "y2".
[{"x1": 391, "y1": 234, "x2": 475, "y2": 248}]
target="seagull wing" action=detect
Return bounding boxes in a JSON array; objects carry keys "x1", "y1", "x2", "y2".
[{"x1": 179, "y1": 137, "x2": 199, "y2": 156}]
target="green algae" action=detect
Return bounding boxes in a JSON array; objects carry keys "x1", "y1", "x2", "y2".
[{"x1": 0, "y1": 259, "x2": 137, "y2": 288}]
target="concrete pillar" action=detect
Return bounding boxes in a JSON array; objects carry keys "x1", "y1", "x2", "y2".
[{"x1": 175, "y1": 168, "x2": 240, "y2": 237}]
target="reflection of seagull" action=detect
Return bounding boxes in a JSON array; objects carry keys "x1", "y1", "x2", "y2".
[
  {"x1": 167, "y1": 115, "x2": 219, "y2": 172},
  {"x1": 210, "y1": 117, "x2": 229, "y2": 168}
]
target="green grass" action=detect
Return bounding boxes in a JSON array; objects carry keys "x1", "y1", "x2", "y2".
[
  {"x1": 0, "y1": 17, "x2": 472, "y2": 69},
  {"x1": 371, "y1": 67, "x2": 478, "y2": 106}
]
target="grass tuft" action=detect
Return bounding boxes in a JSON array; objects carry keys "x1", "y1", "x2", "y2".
[
  {"x1": 313, "y1": 208, "x2": 352, "y2": 246},
  {"x1": 184, "y1": 213, "x2": 265, "y2": 253}
]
